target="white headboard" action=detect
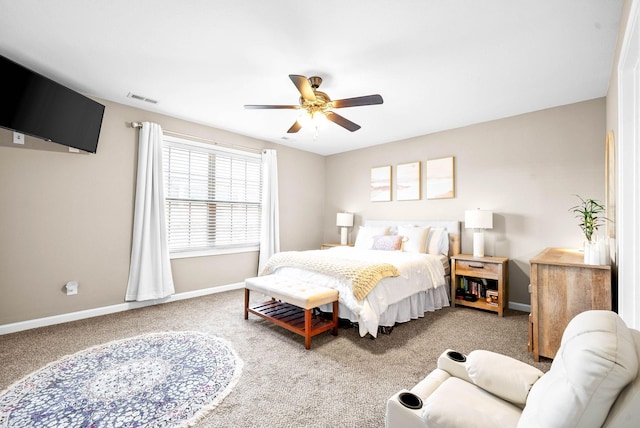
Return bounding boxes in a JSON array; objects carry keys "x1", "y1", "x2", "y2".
[{"x1": 363, "y1": 219, "x2": 461, "y2": 257}]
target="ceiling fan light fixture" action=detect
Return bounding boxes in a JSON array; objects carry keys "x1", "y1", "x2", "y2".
[
  {"x1": 246, "y1": 74, "x2": 383, "y2": 135},
  {"x1": 298, "y1": 110, "x2": 326, "y2": 126},
  {"x1": 297, "y1": 111, "x2": 312, "y2": 128}
]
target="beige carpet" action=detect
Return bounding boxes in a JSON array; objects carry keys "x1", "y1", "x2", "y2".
[{"x1": 0, "y1": 289, "x2": 551, "y2": 427}]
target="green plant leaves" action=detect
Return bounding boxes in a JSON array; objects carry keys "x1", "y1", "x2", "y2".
[{"x1": 569, "y1": 195, "x2": 607, "y2": 243}]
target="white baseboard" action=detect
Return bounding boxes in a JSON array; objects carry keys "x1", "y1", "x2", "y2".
[
  {"x1": 508, "y1": 301, "x2": 531, "y2": 313},
  {"x1": 0, "y1": 282, "x2": 245, "y2": 336},
  {"x1": 1, "y1": 286, "x2": 532, "y2": 336}
]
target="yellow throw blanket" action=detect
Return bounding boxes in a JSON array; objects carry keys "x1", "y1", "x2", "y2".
[{"x1": 260, "y1": 251, "x2": 400, "y2": 301}]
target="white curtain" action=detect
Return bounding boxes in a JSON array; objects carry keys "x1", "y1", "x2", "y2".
[
  {"x1": 258, "y1": 149, "x2": 280, "y2": 273},
  {"x1": 125, "y1": 122, "x2": 175, "y2": 301}
]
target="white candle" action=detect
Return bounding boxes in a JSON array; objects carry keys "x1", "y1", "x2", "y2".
[
  {"x1": 598, "y1": 239, "x2": 607, "y2": 265},
  {"x1": 591, "y1": 243, "x2": 600, "y2": 265}
]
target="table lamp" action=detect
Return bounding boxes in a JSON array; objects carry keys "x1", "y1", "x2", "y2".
[
  {"x1": 465, "y1": 209, "x2": 493, "y2": 257},
  {"x1": 336, "y1": 212, "x2": 354, "y2": 245}
]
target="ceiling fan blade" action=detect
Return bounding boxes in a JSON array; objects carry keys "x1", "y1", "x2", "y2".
[
  {"x1": 244, "y1": 104, "x2": 299, "y2": 109},
  {"x1": 287, "y1": 121, "x2": 302, "y2": 133},
  {"x1": 325, "y1": 112, "x2": 361, "y2": 132},
  {"x1": 289, "y1": 74, "x2": 316, "y2": 102},
  {"x1": 331, "y1": 94, "x2": 384, "y2": 109}
]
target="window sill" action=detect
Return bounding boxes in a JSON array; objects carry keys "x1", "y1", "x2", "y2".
[{"x1": 170, "y1": 246, "x2": 259, "y2": 259}]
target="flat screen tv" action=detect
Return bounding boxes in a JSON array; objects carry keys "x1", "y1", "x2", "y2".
[{"x1": 0, "y1": 54, "x2": 105, "y2": 153}]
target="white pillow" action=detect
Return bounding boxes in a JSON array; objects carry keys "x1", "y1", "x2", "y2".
[
  {"x1": 371, "y1": 235, "x2": 403, "y2": 251},
  {"x1": 354, "y1": 225, "x2": 390, "y2": 249},
  {"x1": 427, "y1": 228, "x2": 449, "y2": 256},
  {"x1": 398, "y1": 225, "x2": 430, "y2": 253}
]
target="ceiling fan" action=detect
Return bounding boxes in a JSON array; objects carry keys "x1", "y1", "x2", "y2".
[{"x1": 244, "y1": 74, "x2": 383, "y2": 133}]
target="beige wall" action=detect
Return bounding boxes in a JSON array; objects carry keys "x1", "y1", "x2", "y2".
[
  {"x1": 0, "y1": 99, "x2": 324, "y2": 325},
  {"x1": 0, "y1": 96, "x2": 607, "y2": 325},
  {"x1": 324, "y1": 98, "x2": 606, "y2": 306}
]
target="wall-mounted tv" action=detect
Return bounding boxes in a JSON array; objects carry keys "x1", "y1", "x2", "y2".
[{"x1": 0, "y1": 54, "x2": 105, "y2": 153}]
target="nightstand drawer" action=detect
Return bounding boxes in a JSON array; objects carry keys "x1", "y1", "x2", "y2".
[{"x1": 455, "y1": 260, "x2": 500, "y2": 275}]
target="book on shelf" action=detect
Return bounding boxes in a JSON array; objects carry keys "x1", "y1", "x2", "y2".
[
  {"x1": 486, "y1": 289, "x2": 499, "y2": 306},
  {"x1": 457, "y1": 277, "x2": 497, "y2": 301}
]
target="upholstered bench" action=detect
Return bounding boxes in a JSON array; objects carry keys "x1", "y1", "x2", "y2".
[{"x1": 244, "y1": 275, "x2": 339, "y2": 349}]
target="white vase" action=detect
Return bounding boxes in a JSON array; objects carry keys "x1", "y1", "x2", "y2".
[
  {"x1": 584, "y1": 238, "x2": 611, "y2": 265},
  {"x1": 584, "y1": 241, "x2": 600, "y2": 265}
]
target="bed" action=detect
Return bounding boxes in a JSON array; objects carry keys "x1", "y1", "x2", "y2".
[{"x1": 260, "y1": 220, "x2": 461, "y2": 338}]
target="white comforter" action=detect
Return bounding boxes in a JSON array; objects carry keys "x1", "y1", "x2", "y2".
[{"x1": 267, "y1": 247, "x2": 447, "y2": 337}]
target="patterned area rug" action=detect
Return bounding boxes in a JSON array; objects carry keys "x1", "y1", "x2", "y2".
[{"x1": 0, "y1": 331, "x2": 242, "y2": 427}]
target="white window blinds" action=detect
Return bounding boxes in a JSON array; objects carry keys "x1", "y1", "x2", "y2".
[{"x1": 162, "y1": 136, "x2": 262, "y2": 254}]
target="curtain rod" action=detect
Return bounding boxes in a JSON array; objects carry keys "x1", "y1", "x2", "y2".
[{"x1": 128, "y1": 121, "x2": 264, "y2": 154}]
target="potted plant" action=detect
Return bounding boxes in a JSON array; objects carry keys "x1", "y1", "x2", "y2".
[
  {"x1": 568, "y1": 195, "x2": 606, "y2": 243},
  {"x1": 569, "y1": 195, "x2": 608, "y2": 264}
]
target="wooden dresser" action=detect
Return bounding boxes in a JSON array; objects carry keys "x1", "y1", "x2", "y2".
[{"x1": 529, "y1": 247, "x2": 612, "y2": 361}]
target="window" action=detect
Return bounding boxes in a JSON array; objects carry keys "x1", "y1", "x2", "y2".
[{"x1": 162, "y1": 135, "x2": 262, "y2": 256}]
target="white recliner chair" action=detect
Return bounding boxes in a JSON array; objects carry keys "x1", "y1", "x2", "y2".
[{"x1": 386, "y1": 310, "x2": 640, "y2": 428}]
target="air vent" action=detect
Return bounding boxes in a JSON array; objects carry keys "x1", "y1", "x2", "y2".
[{"x1": 127, "y1": 92, "x2": 158, "y2": 104}]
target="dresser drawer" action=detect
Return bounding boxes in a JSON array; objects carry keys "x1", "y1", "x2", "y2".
[{"x1": 455, "y1": 259, "x2": 500, "y2": 275}]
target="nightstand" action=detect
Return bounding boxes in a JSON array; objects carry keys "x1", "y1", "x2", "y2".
[
  {"x1": 451, "y1": 254, "x2": 509, "y2": 316},
  {"x1": 320, "y1": 243, "x2": 354, "y2": 250}
]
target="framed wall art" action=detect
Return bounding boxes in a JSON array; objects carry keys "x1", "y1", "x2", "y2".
[
  {"x1": 370, "y1": 165, "x2": 391, "y2": 202},
  {"x1": 426, "y1": 156, "x2": 455, "y2": 199},
  {"x1": 605, "y1": 130, "x2": 616, "y2": 239},
  {"x1": 396, "y1": 161, "x2": 421, "y2": 201}
]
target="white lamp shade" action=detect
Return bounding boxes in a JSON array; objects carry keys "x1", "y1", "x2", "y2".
[
  {"x1": 336, "y1": 212, "x2": 354, "y2": 227},
  {"x1": 465, "y1": 209, "x2": 493, "y2": 229}
]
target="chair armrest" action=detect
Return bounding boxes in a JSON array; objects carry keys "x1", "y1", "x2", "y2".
[
  {"x1": 411, "y1": 368, "x2": 451, "y2": 400},
  {"x1": 385, "y1": 389, "x2": 429, "y2": 428},
  {"x1": 466, "y1": 350, "x2": 543, "y2": 406},
  {"x1": 436, "y1": 349, "x2": 543, "y2": 407},
  {"x1": 437, "y1": 349, "x2": 473, "y2": 383}
]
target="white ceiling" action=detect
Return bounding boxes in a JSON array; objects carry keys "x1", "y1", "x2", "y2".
[{"x1": 0, "y1": 0, "x2": 624, "y2": 156}]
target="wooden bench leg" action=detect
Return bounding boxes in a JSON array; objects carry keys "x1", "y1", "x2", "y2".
[
  {"x1": 244, "y1": 280, "x2": 339, "y2": 349},
  {"x1": 304, "y1": 308, "x2": 312, "y2": 349},
  {"x1": 244, "y1": 288, "x2": 250, "y2": 320},
  {"x1": 332, "y1": 300, "x2": 339, "y2": 336}
]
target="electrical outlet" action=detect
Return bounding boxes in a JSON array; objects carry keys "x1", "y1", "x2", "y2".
[
  {"x1": 66, "y1": 281, "x2": 78, "y2": 295},
  {"x1": 13, "y1": 132, "x2": 24, "y2": 145}
]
